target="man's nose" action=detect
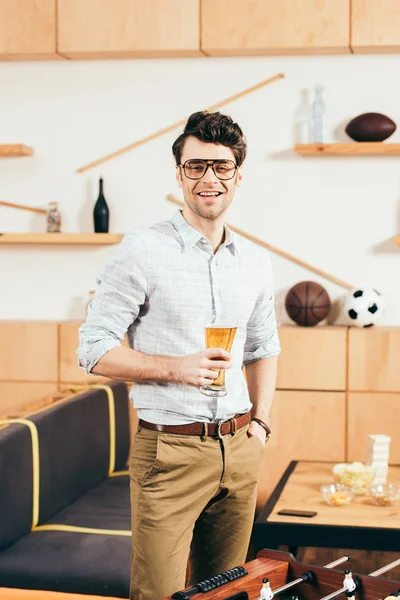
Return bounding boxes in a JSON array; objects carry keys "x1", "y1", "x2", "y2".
[{"x1": 202, "y1": 164, "x2": 218, "y2": 183}]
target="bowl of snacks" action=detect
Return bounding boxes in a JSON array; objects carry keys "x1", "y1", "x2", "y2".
[
  {"x1": 320, "y1": 484, "x2": 354, "y2": 507},
  {"x1": 332, "y1": 462, "x2": 376, "y2": 495},
  {"x1": 369, "y1": 484, "x2": 399, "y2": 507}
]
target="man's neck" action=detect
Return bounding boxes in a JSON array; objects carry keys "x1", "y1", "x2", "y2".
[{"x1": 181, "y1": 207, "x2": 225, "y2": 254}]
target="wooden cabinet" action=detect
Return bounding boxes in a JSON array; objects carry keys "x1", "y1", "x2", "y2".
[
  {"x1": 257, "y1": 390, "x2": 346, "y2": 510},
  {"x1": 0, "y1": 0, "x2": 59, "y2": 60},
  {"x1": 201, "y1": 0, "x2": 350, "y2": 56},
  {"x1": 57, "y1": 0, "x2": 202, "y2": 58},
  {"x1": 0, "y1": 322, "x2": 58, "y2": 381},
  {"x1": 348, "y1": 327, "x2": 400, "y2": 392},
  {"x1": 347, "y1": 393, "x2": 400, "y2": 464},
  {"x1": 277, "y1": 325, "x2": 347, "y2": 391},
  {"x1": 351, "y1": 0, "x2": 400, "y2": 53}
]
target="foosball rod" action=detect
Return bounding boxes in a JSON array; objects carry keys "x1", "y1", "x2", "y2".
[
  {"x1": 369, "y1": 559, "x2": 400, "y2": 577},
  {"x1": 272, "y1": 555, "x2": 352, "y2": 596},
  {"x1": 317, "y1": 558, "x2": 400, "y2": 600}
]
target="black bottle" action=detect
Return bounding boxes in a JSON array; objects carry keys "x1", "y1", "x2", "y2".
[{"x1": 93, "y1": 177, "x2": 109, "y2": 233}]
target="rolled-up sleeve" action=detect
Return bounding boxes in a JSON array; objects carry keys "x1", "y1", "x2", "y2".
[
  {"x1": 243, "y1": 253, "x2": 281, "y2": 365},
  {"x1": 77, "y1": 231, "x2": 147, "y2": 374}
]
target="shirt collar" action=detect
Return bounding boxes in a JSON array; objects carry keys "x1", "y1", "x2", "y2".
[{"x1": 170, "y1": 210, "x2": 239, "y2": 256}]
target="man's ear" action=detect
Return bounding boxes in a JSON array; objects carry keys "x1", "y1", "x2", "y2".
[
  {"x1": 235, "y1": 167, "x2": 243, "y2": 188},
  {"x1": 176, "y1": 166, "x2": 182, "y2": 189}
]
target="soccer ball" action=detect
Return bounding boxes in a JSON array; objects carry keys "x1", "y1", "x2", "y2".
[{"x1": 342, "y1": 287, "x2": 385, "y2": 328}]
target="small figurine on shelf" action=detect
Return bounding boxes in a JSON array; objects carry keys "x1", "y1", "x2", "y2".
[{"x1": 46, "y1": 201, "x2": 62, "y2": 232}]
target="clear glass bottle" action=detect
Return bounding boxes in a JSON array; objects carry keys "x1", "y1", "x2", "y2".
[
  {"x1": 294, "y1": 89, "x2": 312, "y2": 144},
  {"x1": 46, "y1": 202, "x2": 62, "y2": 233},
  {"x1": 311, "y1": 84, "x2": 327, "y2": 143}
]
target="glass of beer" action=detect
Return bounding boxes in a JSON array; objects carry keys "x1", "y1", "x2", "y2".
[{"x1": 200, "y1": 321, "x2": 237, "y2": 397}]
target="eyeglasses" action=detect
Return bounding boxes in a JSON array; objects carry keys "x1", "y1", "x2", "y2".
[{"x1": 180, "y1": 159, "x2": 237, "y2": 181}]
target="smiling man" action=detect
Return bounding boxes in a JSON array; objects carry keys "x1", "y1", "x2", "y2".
[{"x1": 78, "y1": 111, "x2": 281, "y2": 600}]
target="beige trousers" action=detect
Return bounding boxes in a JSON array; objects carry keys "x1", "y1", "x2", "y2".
[{"x1": 128, "y1": 418, "x2": 264, "y2": 600}]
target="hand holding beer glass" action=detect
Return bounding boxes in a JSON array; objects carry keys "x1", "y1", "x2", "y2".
[{"x1": 200, "y1": 320, "x2": 237, "y2": 397}]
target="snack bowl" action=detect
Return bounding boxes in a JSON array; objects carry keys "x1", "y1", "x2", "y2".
[
  {"x1": 320, "y1": 484, "x2": 354, "y2": 507},
  {"x1": 369, "y1": 484, "x2": 399, "y2": 507},
  {"x1": 332, "y1": 462, "x2": 376, "y2": 495}
]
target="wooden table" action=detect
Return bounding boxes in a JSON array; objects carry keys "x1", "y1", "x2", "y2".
[{"x1": 252, "y1": 461, "x2": 400, "y2": 555}]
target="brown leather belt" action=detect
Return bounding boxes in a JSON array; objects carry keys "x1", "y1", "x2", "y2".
[{"x1": 138, "y1": 411, "x2": 251, "y2": 439}]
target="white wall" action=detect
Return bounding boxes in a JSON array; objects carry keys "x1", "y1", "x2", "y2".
[{"x1": 1, "y1": 54, "x2": 400, "y2": 325}]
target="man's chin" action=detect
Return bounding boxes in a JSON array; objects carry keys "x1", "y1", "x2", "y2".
[{"x1": 198, "y1": 206, "x2": 225, "y2": 220}]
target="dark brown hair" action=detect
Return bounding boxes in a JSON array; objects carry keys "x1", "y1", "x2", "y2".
[{"x1": 172, "y1": 111, "x2": 247, "y2": 167}]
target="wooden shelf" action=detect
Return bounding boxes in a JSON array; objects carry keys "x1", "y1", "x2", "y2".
[
  {"x1": 295, "y1": 143, "x2": 400, "y2": 156},
  {"x1": 0, "y1": 233, "x2": 123, "y2": 245},
  {"x1": 395, "y1": 236, "x2": 400, "y2": 247},
  {"x1": 0, "y1": 145, "x2": 34, "y2": 157}
]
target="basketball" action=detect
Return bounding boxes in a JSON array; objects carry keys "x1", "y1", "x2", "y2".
[{"x1": 285, "y1": 281, "x2": 331, "y2": 327}]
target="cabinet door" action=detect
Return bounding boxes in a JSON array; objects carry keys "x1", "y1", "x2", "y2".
[
  {"x1": 352, "y1": 0, "x2": 400, "y2": 53},
  {"x1": 256, "y1": 390, "x2": 346, "y2": 511},
  {"x1": 201, "y1": 0, "x2": 350, "y2": 56},
  {"x1": 0, "y1": 322, "x2": 58, "y2": 382},
  {"x1": 58, "y1": 0, "x2": 202, "y2": 58},
  {"x1": 348, "y1": 328, "x2": 400, "y2": 392},
  {"x1": 347, "y1": 393, "x2": 400, "y2": 464},
  {"x1": 0, "y1": 0, "x2": 59, "y2": 60},
  {"x1": 277, "y1": 325, "x2": 347, "y2": 391}
]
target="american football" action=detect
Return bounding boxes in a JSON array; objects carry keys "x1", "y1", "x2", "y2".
[{"x1": 345, "y1": 112, "x2": 396, "y2": 142}]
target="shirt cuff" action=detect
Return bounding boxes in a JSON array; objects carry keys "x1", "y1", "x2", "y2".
[
  {"x1": 77, "y1": 339, "x2": 121, "y2": 374},
  {"x1": 243, "y1": 345, "x2": 281, "y2": 365}
]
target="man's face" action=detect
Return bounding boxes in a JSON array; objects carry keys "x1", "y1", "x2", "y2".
[{"x1": 176, "y1": 136, "x2": 242, "y2": 221}]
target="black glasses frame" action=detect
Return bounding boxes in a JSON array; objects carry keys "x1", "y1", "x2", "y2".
[{"x1": 179, "y1": 159, "x2": 238, "y2": 180}]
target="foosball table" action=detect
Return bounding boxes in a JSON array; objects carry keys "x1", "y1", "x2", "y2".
[{"x1": 164, "y1": 549, "x2": 400, "y2": 600}]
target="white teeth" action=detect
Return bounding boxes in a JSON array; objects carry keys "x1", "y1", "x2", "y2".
[{"x1": 199, "y1": 192, "x2": 220, "y2": 196}]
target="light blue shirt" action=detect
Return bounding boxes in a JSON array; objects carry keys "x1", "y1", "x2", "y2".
[{"x1": 78, "y1": 210, "x2": 280, "y2": 424}]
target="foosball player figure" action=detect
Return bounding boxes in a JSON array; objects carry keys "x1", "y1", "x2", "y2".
[
  {"x1": 258, "y1": 578, "x2": 274, "y2": 600},
  {"x1": 343, "y1": 570, "x2": 357, "y2": 597}
]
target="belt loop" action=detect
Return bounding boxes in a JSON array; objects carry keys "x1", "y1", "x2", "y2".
[
  {"x1": 137, "y1": 422, "x2": 142, "y2": 433},
  {"x1": 201, "y1": 422, "x2": 208, "y2": 442},
  {"x1": 230, "y1": 417, "x2": 237, "y2": 436}
]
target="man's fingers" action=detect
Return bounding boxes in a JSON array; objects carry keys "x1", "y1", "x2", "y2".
[
  {"x1": 202, "y1": 370, "x2": 220, "y2": 380},
  {"x1": 205, "y1": 348, "x2": 231, "y2": 360},
  {"x1": 207, "y1": 360, "x2": 231, "y2": 370}
]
